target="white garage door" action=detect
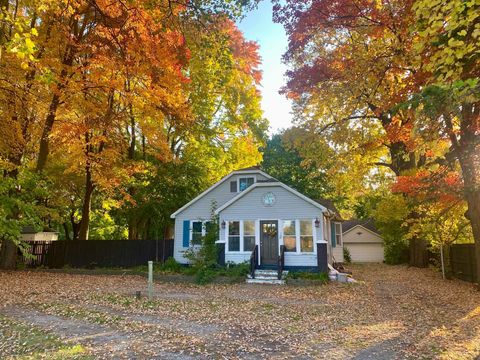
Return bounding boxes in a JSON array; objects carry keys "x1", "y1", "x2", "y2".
[{"x1": 344, "y1": 243, "x2": 384, "y2": 263}]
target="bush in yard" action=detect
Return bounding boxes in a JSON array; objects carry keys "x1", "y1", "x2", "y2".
[
  {"x1": 343, "y1": 247, "x2": 352, "y2": 264},
  {"x1": 159, "y1": 257, "x2": 182, "y2": 273},
  {"x1": 183, "y1": 203, "x2": 219, "y2": 284},
  {"x1": 287, "y1": 271, "x2": 329, "y2": 284},
  {"x1": 195, "y1": 267, "x2": 217, "y2": 284},
  {"x1": 217, "y1": 262, "x2": 250, "y2": 277}
]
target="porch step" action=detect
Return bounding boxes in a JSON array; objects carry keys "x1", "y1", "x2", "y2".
[
  {"x1": 246, "y1": 269, "x2": 288, "y2": 285},
  {"x1": 246, "y1": 278, "x2": 286, "y2": 285}
]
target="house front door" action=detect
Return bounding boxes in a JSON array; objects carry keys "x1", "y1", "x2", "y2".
[{"x1": 260, "y1": 220, "x2": 278, "y2": 265}]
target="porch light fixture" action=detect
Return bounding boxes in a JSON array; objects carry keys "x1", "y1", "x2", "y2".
[
  {"x1": 221, "y1": 220, "x2": 226, "y2": 229},
  {"x1": 315, "y1": 218, "x2": 320, "y2": 228}
]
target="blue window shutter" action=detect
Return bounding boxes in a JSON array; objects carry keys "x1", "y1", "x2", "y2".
[
  {"x1": 183, "y1": 220, "x2": 190, "y2": 247},
  {"x1": 331, "y1": 222, "x2": 336, "y2": 248}
]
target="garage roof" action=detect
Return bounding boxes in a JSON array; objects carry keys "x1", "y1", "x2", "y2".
[{"x1": 343, "y1": 219, "x2": 379, "y2": 234}]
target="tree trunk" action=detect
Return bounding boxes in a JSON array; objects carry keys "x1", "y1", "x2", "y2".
[
  {"x1": 63, "y1": 223, "x2": 71, "y2": 241},
  {"x1": 0, "y1": 239, "x2": 17, "y2": 269},
  {"x1": 129, "y1": 113, "x2": 136, "y2": 160},
  {"x1": 454, "y1": 101, "x2": 480, "y2": 285},
  {"x1": 465, "y1": 191, "x2": 480, "y2": 284},
  {"x1": 36, "y1": 93, "x2": 61, "y2": 171},
  {"x1": 459, "y1": 155, "x2": 480, "y2": 284},
  {"x1": 128, "y1": 218, "x2": 138, "y2": 240},
  {"x1": 77, "y1": 152, "x2": 94, "y2": 241},
  {"x1": 36, "y1": 45, "x2": 75, "y2": 172}
]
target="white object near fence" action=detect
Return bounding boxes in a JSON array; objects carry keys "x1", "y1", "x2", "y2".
[{"x1": 148, "y1": 261, "x2": 153, "y2": 300}]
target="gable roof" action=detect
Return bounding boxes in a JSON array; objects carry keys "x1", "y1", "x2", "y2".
[
  {"x1": 214, "y1": 181, "x2": 329, "y2": 215},
  {"x1": 343, "y1": 219, "x2": 379, "y2": 234},
  {"x1": 235, "y1": 166, "x2": 262, "y2": 171},
  {"x1": 170, "y1": 167, "x2": 272, "y2": 218}
]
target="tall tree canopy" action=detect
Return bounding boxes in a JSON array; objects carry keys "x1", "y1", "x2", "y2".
[
  {"x1": 274, "y1": 0, "x2": 479, "y2": 277},
  {"x1": 0, "y1": 0, "x2": 265, "y2": 267}
]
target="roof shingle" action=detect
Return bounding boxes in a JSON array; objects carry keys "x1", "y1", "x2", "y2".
[{"x1": 342, "y1": 218, "x2": 379, "y2": 234}]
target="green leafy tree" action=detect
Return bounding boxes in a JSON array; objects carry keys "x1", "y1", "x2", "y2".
[
  {"x1": 0, "y1": 170, "x2": 58, "y2": 268},
  {"x1": 372, "y1": 194, "x2": 410, "y2": 265},
  {"x1": 262, "y1": 129, "x2": 333, "y2": 200}
]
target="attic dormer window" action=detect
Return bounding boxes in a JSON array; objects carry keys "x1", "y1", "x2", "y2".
[{"x1": 239, "y1": 177, "x2": 254, "y2": 191}]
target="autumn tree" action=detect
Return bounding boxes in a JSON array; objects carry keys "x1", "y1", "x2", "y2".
[
  {"x1": 404, "y1": 0, "x2": 480, "y2": 282},
  {"x1": 120, "y1": 18, "x2": 267, "y2": 240},
  {"x1": 0, "y1": 0, "x2": 265, "y2": 267},
  {"x1": 272, "y1": 0, "x2": 463, "y2": 267}
]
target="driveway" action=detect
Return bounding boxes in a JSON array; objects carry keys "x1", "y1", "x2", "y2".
[{"x1": 0, "y1": 264, "x2": 479, "y2": 359}]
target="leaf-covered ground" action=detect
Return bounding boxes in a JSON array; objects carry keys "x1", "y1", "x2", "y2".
[{"x1": 0, "y1": 264, "x2": 479, "y2": 359}]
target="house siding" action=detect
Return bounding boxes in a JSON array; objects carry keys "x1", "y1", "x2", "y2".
[
  {"x1": 219, "y1": 185, "x2": 324, "y2": 219},
  {"x1": 332, "y1": 247, "x2": 344, "y2": 263},
  {"x1": 343, "y1": 226, "x2": 383, "y2": 243}
]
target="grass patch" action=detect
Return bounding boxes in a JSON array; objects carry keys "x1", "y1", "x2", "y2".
[
  {"x1": 17, "y1": 345, "x2": 91, "y2": 360},
  {"x1": 36, "y1": 258, "x2": 249, "y2": 285},
  {"x1": 286, "y1": 271, "x2": 329, "y2": 283},
  {"x1": 128, "y1": 259, "x2": 249, "y2": 284},
  {"x1": 0, "y1": 315, "x2": 91, "y2": 360},
  {"x1": 91, "y1": 293, "x2": 135, "y2": 307}
]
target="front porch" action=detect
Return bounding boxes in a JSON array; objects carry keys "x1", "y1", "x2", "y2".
[{"x1": 216, "y1": 240, "x2": 329, "y2": 284}]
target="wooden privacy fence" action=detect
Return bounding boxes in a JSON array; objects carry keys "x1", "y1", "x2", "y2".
[
  {"x1": 23, "y1": 239, "x2": 174, "y2": 268},
  {"x1": 450, "y1": 244, "x2": 477, "y2": 283}
]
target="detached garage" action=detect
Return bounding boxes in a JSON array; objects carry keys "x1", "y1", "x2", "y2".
[{"x1": 342, "y1": 219, "x2": 384, "y2": 263}]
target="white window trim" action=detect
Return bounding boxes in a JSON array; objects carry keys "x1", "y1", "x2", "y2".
[
  {"x1": 323, "y1": 216, "x2": 330, "y2": 244},
  {"x1": 280, "y1": 219, "x2": 297, "y2": 253},
  {"x1": 237, "y1": 175, "x2": 257, "y2": 192},
  {"x1": 190, "y1": 220, "x2": 211, "y2": 246},
  {"x1": 315, "y1": 214, "x2": 327, "y2": 243},
  {"x1": 280, "y1": 219, "x2": 317, "y2": 255},
  {"x1": 226, "y1": 220, "x2": 256, "y2": 253},
  {"x1": 335, "y1": 222, "x2": 343, "y2": 246},
  {"x1": 299, "y1": 219, "x2": 316, "y2": 254}
]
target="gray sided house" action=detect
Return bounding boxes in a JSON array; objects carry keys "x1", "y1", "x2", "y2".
[{"x1": 170, "y1": 167, "x2": 344, "y2": 272}]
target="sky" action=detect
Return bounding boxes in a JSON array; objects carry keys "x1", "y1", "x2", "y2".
[{"x1": 237, "y1": 1, "x2": 293, "y2": 134}]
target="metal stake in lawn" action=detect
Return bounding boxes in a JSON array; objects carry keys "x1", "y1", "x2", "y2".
[{"x1": 148, "y1": 261, "x2": 153, "y2": 300}]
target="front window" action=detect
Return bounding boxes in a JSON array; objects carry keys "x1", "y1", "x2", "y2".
[
  {"x1": 243, "y1": 220, "x2": 255, "y2": 252},
  {"x1": 239, "y1": 177, "x2": 254, "y2": 191},
  {"x1": 228, "y1": 221, "x2": 240, "y2": 251},
  {"x1": 192, "y1": 221, "x2": 203, "y2": 245},
  {"x1": 282, "y1": 220, "x2": 296, "y2": 252},
  {"x1": 335, "y1": 223, "x2": 342, "y2": 246},
  {"x1": 300, "y1": 220, "x2": 314, "y2": 252}
]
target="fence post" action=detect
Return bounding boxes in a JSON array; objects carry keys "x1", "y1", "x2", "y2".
[{"x1": 148, "y1": 261, "x2": 153, "y2": 300}]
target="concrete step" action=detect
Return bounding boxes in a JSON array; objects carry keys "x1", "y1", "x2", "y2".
[
  {"x1": 248, "y1": 275, "x2": 279, "y2": 280},
  {"x1": 254, "y1": 270, "x2": 289, "y2": 276},
  {"x1": 246, "y1": 278, "x2": 286, "y2": 285},
  {"x1": 247, "y1": 270, "x2": 289, "y2": 280}
]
